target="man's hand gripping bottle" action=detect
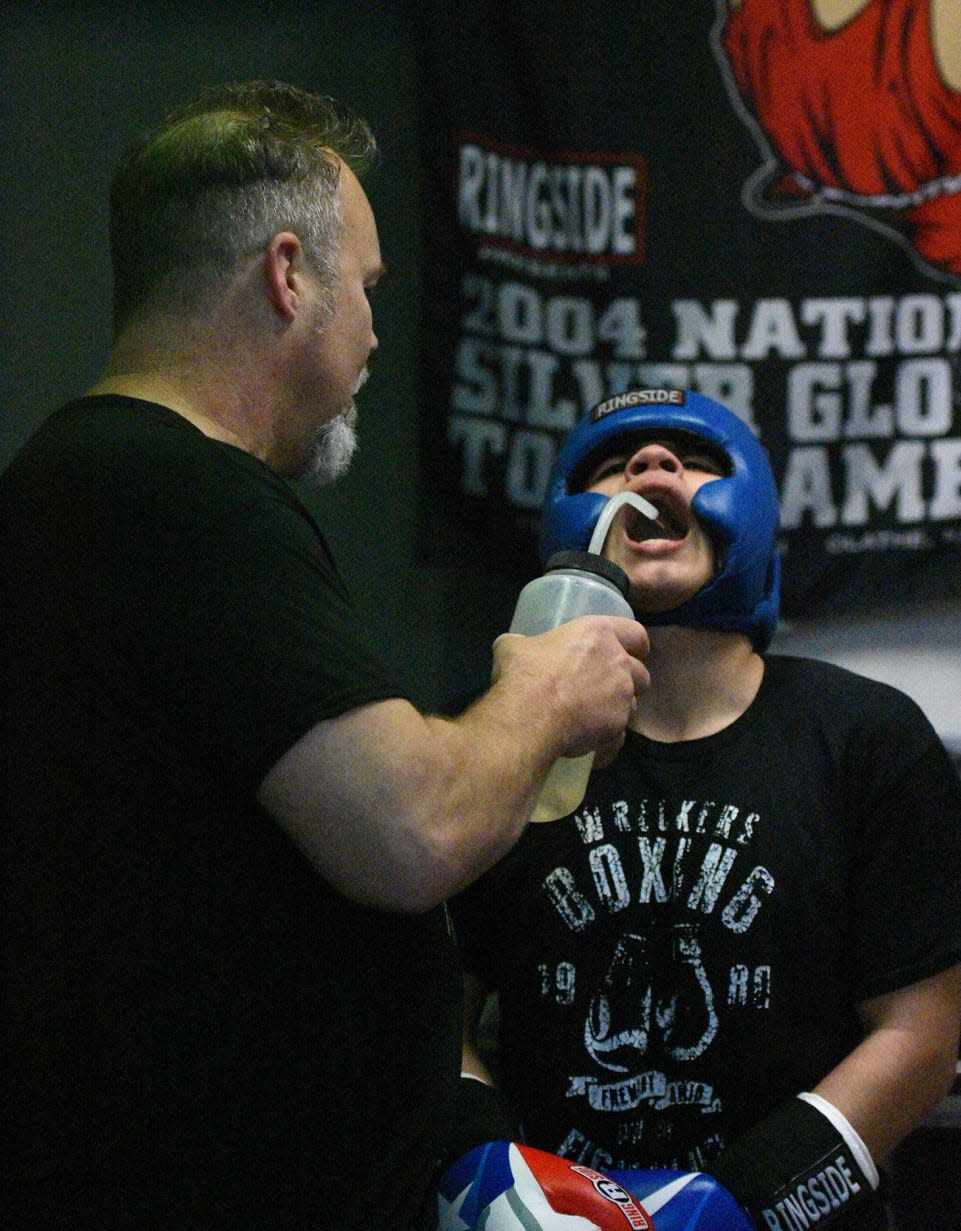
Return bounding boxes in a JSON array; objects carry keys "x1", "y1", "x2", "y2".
[{"x1": 509, "y1": 492, "x2": 656, "y2": 822}]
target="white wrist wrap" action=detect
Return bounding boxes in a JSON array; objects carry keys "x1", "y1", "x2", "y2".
[{"x1": 797, "y1": 1092, "x2": 879, "y2": 1191}]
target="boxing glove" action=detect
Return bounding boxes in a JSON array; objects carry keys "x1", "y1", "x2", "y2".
[{"x1": 437, "y1": 1140, "x2": 753, "y2": 1231}]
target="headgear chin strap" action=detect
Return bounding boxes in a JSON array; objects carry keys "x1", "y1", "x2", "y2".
[{"x1": 539, "y1": 389, "x2": 781, "y2": 650}]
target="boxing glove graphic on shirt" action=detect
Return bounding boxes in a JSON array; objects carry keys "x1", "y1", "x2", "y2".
[{"x1": 584, "y1": 925, "x2": 718, "y2": 1073}]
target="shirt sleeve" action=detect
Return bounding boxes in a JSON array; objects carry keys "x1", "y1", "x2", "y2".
[
  {"x1": 845, "y1": 687, "x2": 961, "y2": 999},
  {"x1": 154, "y1": 448, "x2": 408, "y2": 795},
  {"x1": 449, "y1": 860, "x2": 516, "y2": 991}
]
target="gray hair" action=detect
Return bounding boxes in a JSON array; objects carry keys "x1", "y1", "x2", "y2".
[{"x1": 108, "y1": 81, "x2": 377, "y2": 332}]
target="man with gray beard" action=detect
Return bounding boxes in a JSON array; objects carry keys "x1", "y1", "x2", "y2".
[{"x1": 0, "y1": 82, "x2": 649, "y2": 1231}]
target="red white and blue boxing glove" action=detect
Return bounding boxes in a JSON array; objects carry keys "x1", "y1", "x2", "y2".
[{"x1": 436, "y1": 1141, "x2": 753, "y2": 1231}]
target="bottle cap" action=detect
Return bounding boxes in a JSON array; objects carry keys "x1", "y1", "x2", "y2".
[{"x1": 544, "y1": 550, "x2": 631, "y2": 598}]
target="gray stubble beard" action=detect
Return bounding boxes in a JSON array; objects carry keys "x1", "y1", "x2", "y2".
[{"x1": 303, "y1": 365, "x2": 368, "y2": 487}]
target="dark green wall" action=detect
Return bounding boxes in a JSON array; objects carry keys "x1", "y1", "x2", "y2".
[{"x1": 0, "y1": 0, "x2": 472, "y2": 707}]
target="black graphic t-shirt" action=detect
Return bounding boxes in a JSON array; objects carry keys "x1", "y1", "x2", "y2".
[{"x1": 451, "y1": 656, "x2": 961, "y2": 1173}]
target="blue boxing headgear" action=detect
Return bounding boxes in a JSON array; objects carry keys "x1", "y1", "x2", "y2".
[{"x1": 539, "y1": 389, "x2": 781, "y2": 650}]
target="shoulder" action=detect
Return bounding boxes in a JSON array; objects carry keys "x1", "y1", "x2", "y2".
[
  {"x1": 5, "y1": 394, "x2": 336, "y2": 581},
  {"x1": 23, "y1": 396, "x2": 279, "y2": 484},
  {"x1": 761, "y1": 653, "x2": 948, "y2": 779},
  {"x1": 763, "y1": 653, "x2": 928, "y2": 719},
  {"x1": 61, "y1": 395, "x2": 308, "y2": 526}
]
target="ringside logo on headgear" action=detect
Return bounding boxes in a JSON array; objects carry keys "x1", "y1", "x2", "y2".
[
  {"x1": 539, "y1": 389, "x2": 781, "y2": 650},
  {"x1": 592, "y1": 389, "x2": 686, "y2": 421}
]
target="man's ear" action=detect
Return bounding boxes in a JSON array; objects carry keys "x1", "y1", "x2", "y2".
[{"x1": 264, "y1": 231, "x2": 303, "y2": 320}]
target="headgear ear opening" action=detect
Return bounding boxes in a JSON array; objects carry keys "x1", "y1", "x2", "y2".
[{"x1": 538, "y1": 389, "x2": 781, "y2": 650}]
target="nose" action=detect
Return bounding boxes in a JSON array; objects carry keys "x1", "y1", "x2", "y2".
[
  {"x1": 365, "y1": 295, "x2": 379, "y2": 356},
  {"x1": 624, "y1": 441, "x2": 682, "y2": 479}
]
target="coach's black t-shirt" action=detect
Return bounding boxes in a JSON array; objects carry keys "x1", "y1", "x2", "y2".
[
  {"x1": 451, "y1": 656, "x2": 961, "y2": 1173},
  {"x1": 1, "y1": 397, "x2": 461, "y2": 1229}
]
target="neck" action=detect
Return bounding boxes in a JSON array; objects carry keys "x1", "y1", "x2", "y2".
[
  {"x1": 88, "y1": 347, "x2": 264, "y2": 459},
  {"x1": 86, "y1": 374, "x2": 246, "y2": 453},
  {"x1": 630, "y1": 624, "x2": 764, "y2": 742}
]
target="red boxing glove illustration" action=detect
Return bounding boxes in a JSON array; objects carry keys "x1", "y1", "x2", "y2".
[{"x1": 719, "y1": 0, "x2": 961, "y2": 276}]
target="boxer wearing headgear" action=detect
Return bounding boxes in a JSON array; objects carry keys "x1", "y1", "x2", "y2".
[
  {"x1": 539, "y1": 389, "x2": 780, "y2": 650},
  {"x1": 444, "y1": 387, "x2": 961, "y2": 1231}
]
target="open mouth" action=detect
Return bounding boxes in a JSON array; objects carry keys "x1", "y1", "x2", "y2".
[{"x1": 624, "y1": 496, "x2": 688, "y2": 543}]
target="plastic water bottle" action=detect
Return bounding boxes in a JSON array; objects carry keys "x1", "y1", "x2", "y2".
[
  {"x1": 509, "y1": 490, "x2": 656, "y2": 822},
  {"x1": 509, "y1": 549, "x2": 635, "y2": 823}
]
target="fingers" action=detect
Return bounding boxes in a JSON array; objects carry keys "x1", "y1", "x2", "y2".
[
  {"x1": 605, "y1": 614, "x2": 651, "y2": 662},
  {"x1": 490, "y1": 615, "x2": 650, "y2": 761},
  {"x1": 495, "y1": 616, "x2": 649, "y2": 675},
  {"x1": 569, "y1": 615, "x2": 650, "y2": 706},
  {"x1": 592, "y1": 732, "x2": 627, "y2": 771},
  {"x1": 629, "y1": 653, "x2": 650, "y2": 701}
]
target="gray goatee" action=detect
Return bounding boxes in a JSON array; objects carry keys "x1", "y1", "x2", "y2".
[{"x1": 303, "y1": 367, "x2": 368, "y2": 486}]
